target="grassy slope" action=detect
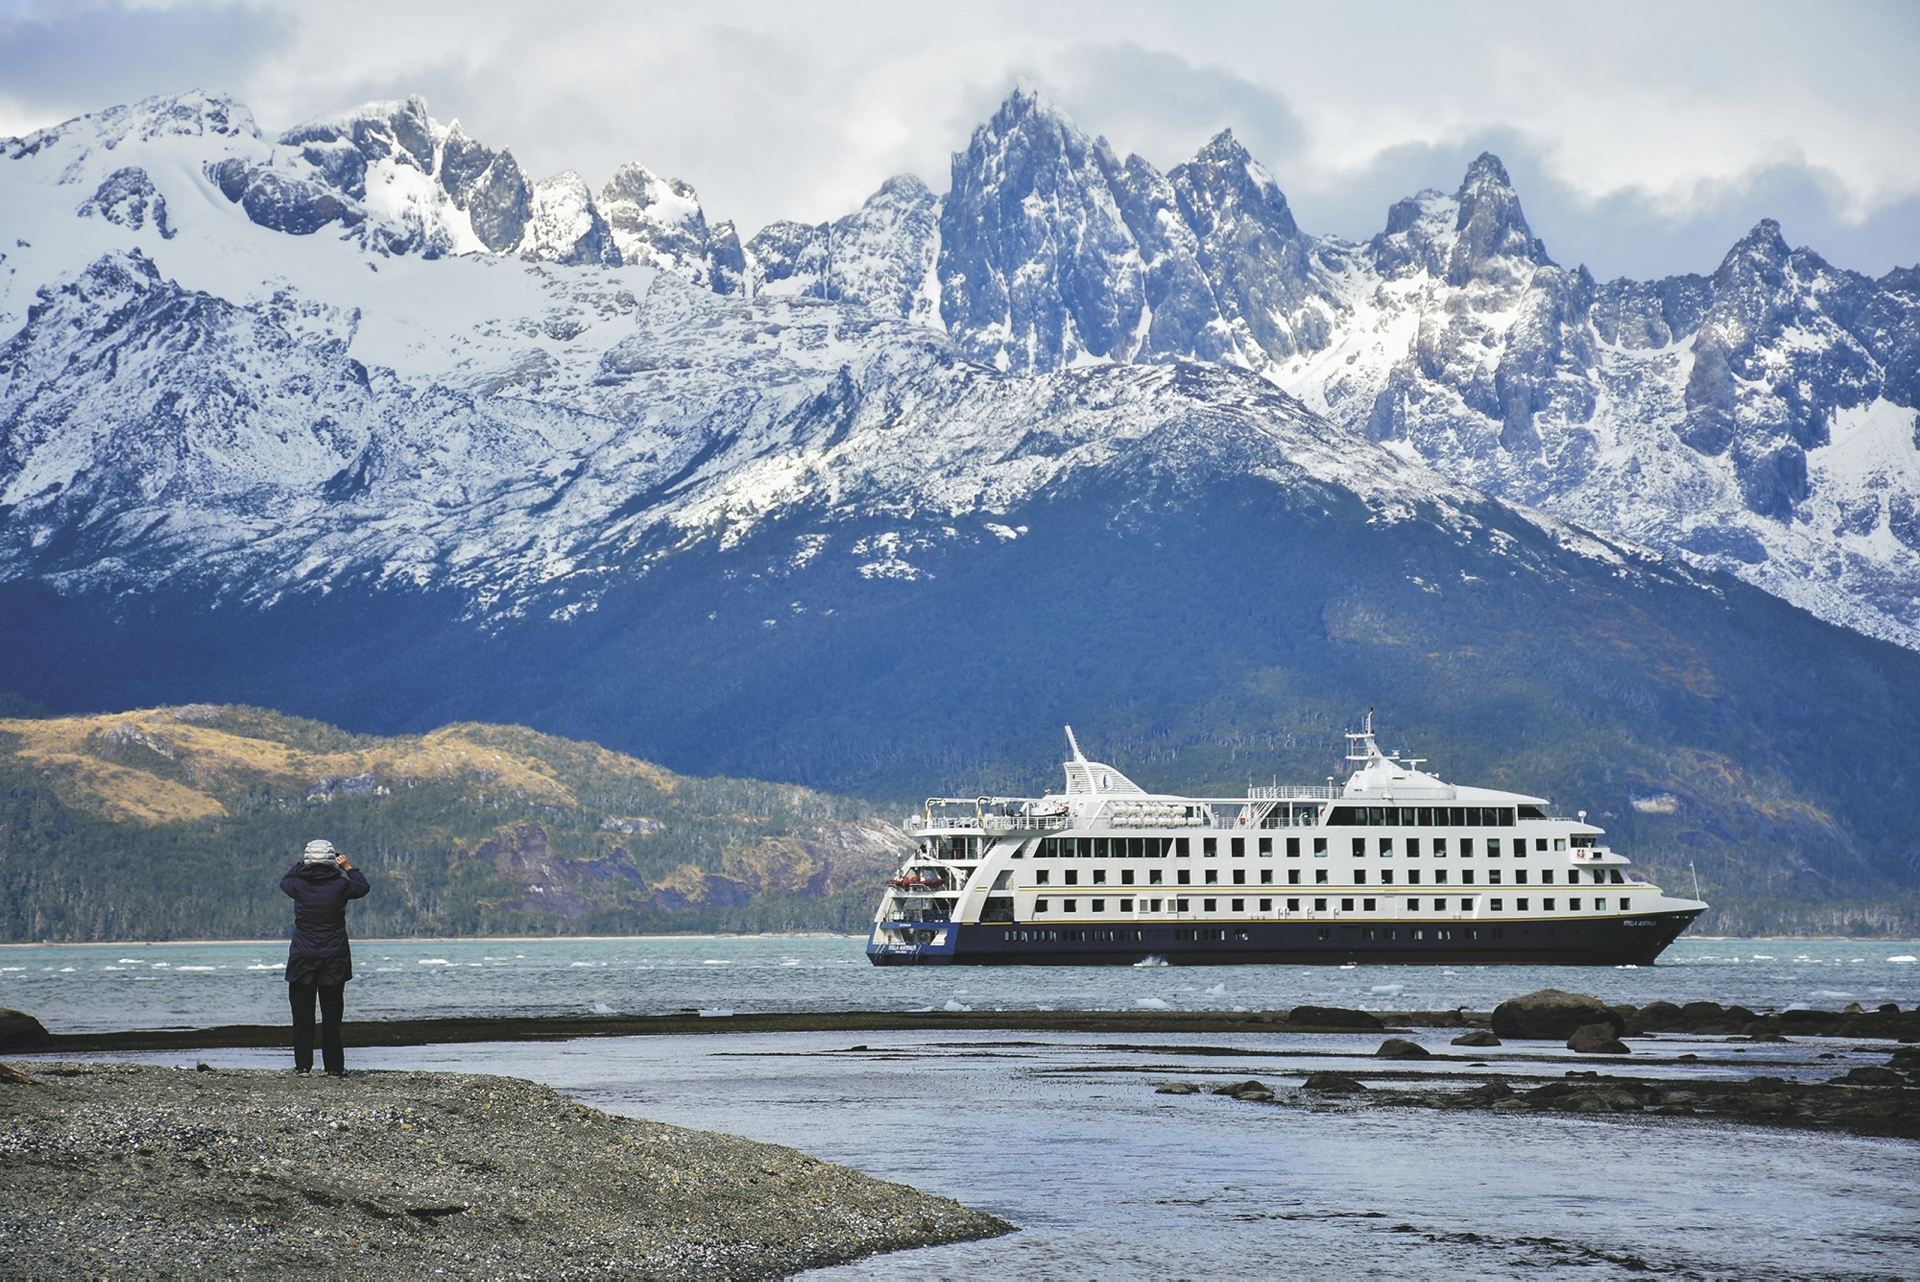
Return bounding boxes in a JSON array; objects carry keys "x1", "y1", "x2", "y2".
[{"x1": 0, "y1": 705, "x2": 910, "y2": 942}]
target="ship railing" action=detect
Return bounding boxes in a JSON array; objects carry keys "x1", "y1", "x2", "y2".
[
  {"x1": 912, "y1": 813, "x2": 1072, "y2": 834},
  {"x1": 1245, "y1": 785, "x2": 1342, "y2": 800}
]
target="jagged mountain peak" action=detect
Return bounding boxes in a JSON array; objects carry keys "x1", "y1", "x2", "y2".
[
  {"x1": 1456, "y1": 150, "x2": 1515, "y2": 194},
  {"x1": 1447, "y1": 151, "x2": 1552, "y2": 285},
  {"x1": 3, "y1": 89, "x2": 258, "y2": 162},
  {"x1": 1721, "y1": 218, "x2": 1794, "y2": 269}
]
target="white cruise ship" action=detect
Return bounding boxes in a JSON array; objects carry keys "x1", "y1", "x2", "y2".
[{"x1": 867, "y1": 717, "x2": 1707, "y2": 966}]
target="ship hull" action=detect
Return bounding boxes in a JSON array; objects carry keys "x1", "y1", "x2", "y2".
[{"x1": 867, "y1": 909, "x2": 1702, "y2": 966}]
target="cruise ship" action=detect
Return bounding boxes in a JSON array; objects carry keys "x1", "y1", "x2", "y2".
[{"x1": 867, "y1": 718, "x2": 1706, "y2": 966}]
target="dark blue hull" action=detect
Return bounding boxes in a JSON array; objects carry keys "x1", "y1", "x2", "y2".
[{"x1": 867, "y1": 910, "x2": 1701, "y2": 966}]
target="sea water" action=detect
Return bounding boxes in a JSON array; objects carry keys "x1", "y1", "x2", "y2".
[
  {"x1": 16, "y1": 935, "x2": 1920, "y2": 1277},
  {"x1": 4, "y1": 934, "x2": 1917, "y2": 1033}
]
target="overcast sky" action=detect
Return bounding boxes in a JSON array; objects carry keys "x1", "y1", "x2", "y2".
[{"x1": 3, "y1": 0, "x2": 1916, "y2": 280}]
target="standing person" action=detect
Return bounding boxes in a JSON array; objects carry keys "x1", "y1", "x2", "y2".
[{"x1": 281, "y1": 839, "x2": 371, "y2": 1077}]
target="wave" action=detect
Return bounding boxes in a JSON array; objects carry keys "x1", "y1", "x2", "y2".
[{"x1": 1132, "y1": 955, "x2": 1169, "y2": 968}]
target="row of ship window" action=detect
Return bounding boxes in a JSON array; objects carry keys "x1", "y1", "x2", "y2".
[
  {"x1": 1326, "y1": 805, "x2": 1533, "y2": 827},
  {"x1": 996, "y1": 926, "x2": 1512, "y2": 944},
  {"x1": 1031, "y1": 836, "x2": 1577, "y2": 859},
  {"x1": 1029, "y1": 896, "x2": 1634, "y2": 914},
  {"x1": 1033, "y1": 866, "x2": 1629, "y2": 887}
]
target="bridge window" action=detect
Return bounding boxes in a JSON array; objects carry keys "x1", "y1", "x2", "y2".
[{"x1": 1432, "y1": 898, "x2": 1447, "y2": 911}]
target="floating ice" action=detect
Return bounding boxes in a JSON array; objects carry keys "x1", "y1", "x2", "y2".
[
  {"x1": 1370, "y1": 984, "x2": 1404, "y2": 996},
  {"x1": 697, "y1": 1008, "x2": 735, "y2": 1017},
  {"x1": 1889, "y1": 955, "x2": 1918, "y2": 964},
  {"x1": 1205, "y1": 983, "x2": 1228, "y2": 996},
  {"x1": 175, "y1": 966, "x2": 216, "y2": 972},
  {"x1": 1134, "y1": 997, "x2": 1171, "y2": 1009},
  {"x1": 943, "y1": 999, "x2": 972, "y2": 1012},
  {"x1": 118, "y1": 959, "x2": 142, "y2": 964},
  {"x1": 591, "y1": 1001, "x2": 616, "y2": 1014},
  {"x1": 569, "y1": 961, "x2": 597, "y2": 968},
  {"x1": 418, "y1": 958, "x2": 452, "y2": 965}
]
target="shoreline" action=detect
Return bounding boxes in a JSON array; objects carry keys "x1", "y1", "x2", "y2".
[
  {"x1": 0, "y1": 1061, "x2": 1012, "y2": 1277},
  {"x1": 5, "y1": 932, "x2": 1917, "y2": 949}
]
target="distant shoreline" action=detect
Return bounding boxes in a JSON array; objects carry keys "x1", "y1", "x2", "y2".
[{"x1": 4, "y1": 932, "x2": 1915, "y2": 949}]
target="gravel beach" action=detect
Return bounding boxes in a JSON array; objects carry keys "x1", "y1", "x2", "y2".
[{"x1": 0, "y1": 1061, "x2": 1011, "y2": 1278}]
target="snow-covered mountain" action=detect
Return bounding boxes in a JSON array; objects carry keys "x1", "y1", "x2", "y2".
[{"x1": 5, "y1": 89, "x2": 1920, "y2": 923}]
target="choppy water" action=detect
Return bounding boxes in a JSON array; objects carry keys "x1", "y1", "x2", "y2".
[
  {"x1": 4, "y1": 934, "x2": 1917, "y2": 1033},
  {"x1": 61, "y1": 1028, "x2": 1920, "y2": 1279}
]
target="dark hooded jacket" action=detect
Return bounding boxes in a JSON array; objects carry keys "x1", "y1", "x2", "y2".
[{"x1": 281, "y1": 862, "x2": 371, "y2": 985}]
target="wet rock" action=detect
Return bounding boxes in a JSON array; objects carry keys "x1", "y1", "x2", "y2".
[
  {"x1": 1777, "y1": 1008, "x2": 1841, "y2": 1035},
  {"x1": 1450, "y1": 1029, "x2": 1502, "y2": 1047},
  {"x1": 1210, "y1": 1079, "x2": 1272, "y2": 1099},
  {"x1": 1154, "y1": 1081, "x2": 1201, "y2": 1095},
  {"x1": 1456, "y1": 1079, "x2": 1514, "y2": 1105},
  {"x1": 1832, "y1": 1066, "x2": 1904, "y2": 1086},
  {"x1": 1566, "y1": 1023, "x2": 1631, "y2": 1054},
  {"x1": 1627, "y1": 1000, "x2": 1684, "y2": 1033},
  {"x1": 1492, "y1": 989, "x2": 1624, "y2": 1040},
  {"x1": 1489, "y1": 1097, "x2": 1532, "y2": 1113},
  {"x1": 1375, "y1": 1038, "x2": 1431, "y2": 1060},
  {"x1": 1740, "y1": 1093, "x2": 1793, "y2": 1115},
  {"x1": 1286, "y1": 1005, "x2": 1384, "y2": 1030},
  {"x1": 1302, "y1": 1072, "x2": 1367, "y2": 1094},
  {"x1": 0, "y1": 1009, "x2": 49, "y2": 1052}
]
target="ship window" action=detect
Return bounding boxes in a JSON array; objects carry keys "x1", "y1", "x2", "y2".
[
  {"x1": 1232, "y1": 898, "x2": 1245, "y2": 912},
  {"x1": 1035, "y1": 870, "x2": 1050, "y2": 886},
  {"x1": 1122, "y1": 868, "x2": 1135, "y2": 886},
  {"x1": 1287, "y1": 837, "x2": 1300, "y2": 857},
  {"x1": 1434, "y1": 870, "x2": 1448, "y2": 886},
  {"x1": 1204, "y1": 898, "x2": 1217, "y2": 912},
  {"x1": 1459, "y1": 839, "x2": 1472, "y2": 858},
  {"x1": 1354, "y1": 869, "x2": 1367, "y2": 885},
  {"x1": 1514, "y1": 870, "x2": 1528, "y2": 885},
  {"x1": 1536, "y1": 838, "x2": 1548, "y2": 852},
  {"x1": 1570, "y1": 897, "x2": 1581, "y2": 910},
  {"x1": 1232, "y1": 869, "x2": 1246, "y2": 886},
  {"x1": 1093, "y1": 838, "x2": 1108, "y2": 859},
  {"x1": 1260, "y1": 898, "x2": 1273, "y2": 911},
  {"x1": 1203, "y1": 837, "x2": 1217, "y2": 856},
  {"x1": 1351, "y1": 838, "x2": 1365, "y2": 858},
  {"x1": 1314, "y1": 838, "x2": 1328, "y2": 856},
  {"x1": 1368, "y1": 807, "x2": 1384, "y2": 825},
  {"x1": 1314, "y1": 898, "x2": 1328, "y2": 911},
  {"x1": 1461, "y1": 870, "x2": 1474, "y2": 886},
  {"x1": 1407, "y1": 870, "x2": 1421, "y2": 886},
  {"x1": 1064, "y1": 899, "x2": 1077, "y2": 913},
  {"x1": 1380, "y1": 869, "x2": 1393, "y2": 885},
  {"x1": 1232, "y1": 837, "x2": 1245, "y2": 858},
  {"x1": 1176, "y1": 838, "x2": 1190, "y2": 857},
  {"x1": 1462, "y1": 898, "x2": 1475, "y2": 911},
  {"x1": 1363, "y1": 898, "x2": 1376, "y2": 911},
  {"x1": 1543, "y1": 898, "x2": 1556, "y2": 911},
  {"x1": 1519, "y1": 806, "x2": 1544, "y2": 819},
  {"x1": 1619, "y1": 897, "x2": 1630, "y2": 911},
  {"x1": 1261, "y1": 869, "x2": 1274, "y2": 885},
  {"x1": 1589, "y1": 869, "x2": 1604, "y2": 885},
  {"x1": 1093, "y1": 869, "x2": 1107, "y2": 885},
  {"x1": 1150, "y1": 868, "x2": 1164, "y2": 885},
  {"x1": 1407, "y1": 898, "x2": 1420, "y2": 911},
  {"x1": 1287, "y1": 898, "x2": 1300, "y2": 911},
  {"x1": 1486, "y1": 838, "x2": 1500, "y2": 858},
  {"x1": 1490, "y1": 898, "x2": 1503, "y2": 911},
  {"x1": 1406, "y1": 838, "x2": 1419, "y2": 858},
  {"x1": 1205, "y1": 869, "x2": 1219, "y2": 885},
  {"x1": 1288, "y1": 869, "x2": 1301, "y2": 885},
  {"x1": 1489, "y1": 870, "x2": 1501, "y2": 885},
  {"x1": 1555, "y1": 838, "x2": 1567, "y2": 852},
  {"x1": 1178, "y1": 869, "x2": 1191, "y2": 886},
  {"x1": 1065, "y1": 869, "x2": 1079, "y2": 887},
  {"x1": 1379, "y1": 837, "x2": 1393, "y2": 857},
  {"x1": 1417, "y1": 807, "x2": 1432, "y2": 826},
  {"x1": 1517, "y1": 898, "x2": 1529, "y2": 910},
  {"x1": 1259, "y1": 837, "x2": 1272, "y2": 856},
  {"x1": 1341, "y1": 898, "x2": 1354, "y2": 911},
  {"x1": 1610, "y1": 870, "x2": 1624, "y2": 884},
  {"x1": 1315, "y1": 869, "x2": 1329, "y2": 885},
  {"x1": 1150, "y1": 898, "x2": 1163, "y2": 911},
  {"x1": 1035, "y1": 899, "x2": 1049, "y2": 913},
  {"x1": 1433, "y1": 898, "x2": 1448, "y2": 911},
  {"x1": 1121, "y1": 898, "x2": 1134, "y2": 912},
  {"x1": 1092, "y1": 899, "x2": 1106, "y2": 912},
  {"x1": 1541, "y1": 870, "x2": 1554, "y2": 885},
  {"x1": 1176, "y1": 898, "x2": 1190, "y2": 912}
]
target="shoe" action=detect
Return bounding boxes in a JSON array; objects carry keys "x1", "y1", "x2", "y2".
[
  {"x1": 294, "y1": 1068, "x2": 311, "y2": 1075},
  {"x1": 325, "y1": 1070, "x2": 346, "y2": 1078}
]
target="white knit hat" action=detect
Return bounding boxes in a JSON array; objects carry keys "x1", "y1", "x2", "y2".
[{"x1": 302, "y1": 839, "x2": 338, "y2": 863}]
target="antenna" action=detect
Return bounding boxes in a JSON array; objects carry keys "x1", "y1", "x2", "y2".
[
  {"x1": 1690, "y1": 860, "x2": 1701, "y2": 901},
  {"x1": 1064, "y1": 725, "x2": 1086, "y2": 762}
]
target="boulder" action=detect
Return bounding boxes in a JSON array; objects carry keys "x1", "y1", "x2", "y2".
[
  {"x1": 1678, "y1": 1000, "x2": 1726, "y2": 1028},
  {"x1": 1154, "y1": 1081, "x2": 1201, "y2": 1095},
  {"x1": 1491, "y1": 989, "x2": 1624, "y2": 1040},
  {"x1": 1286, "y1": 1005, "x2": 1384, "y2": 1030},
  {"x1": 1626, "y1": 1000, "x2": 1683, "y2": 1033},
  {"x1": 1450, "y1": 1029, "x2": 1501, "y2": 1047},
  {"x1": 1832, "y1": 1066, "x2": 1904, "y2": 1086},
  {"x1": 1302, "y1": 1072, "x2": 1367, "y2": 1093},
  {"x1": 1375, "y1": 1038, "x2": 1431, "y2": 1060},
  {"x1": 0, "y1": 1009, "x2": 48, "y2": 1053},
  {"x1": 1566, "y1": 1023, "x2": 1631, "y2": 1054},
  {"x1": 1209, "y1": 1079, "x2": 1269, "y2": 1097}
]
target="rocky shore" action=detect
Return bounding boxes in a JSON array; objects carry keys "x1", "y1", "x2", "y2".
[{"x1": 0, "y1": 1061, "x2": 1011, "y2": 1279}]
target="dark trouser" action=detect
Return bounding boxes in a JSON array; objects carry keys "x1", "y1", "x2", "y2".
[{"x1": 289, "y1": 981, "x2": 346, "y2": 1074}]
